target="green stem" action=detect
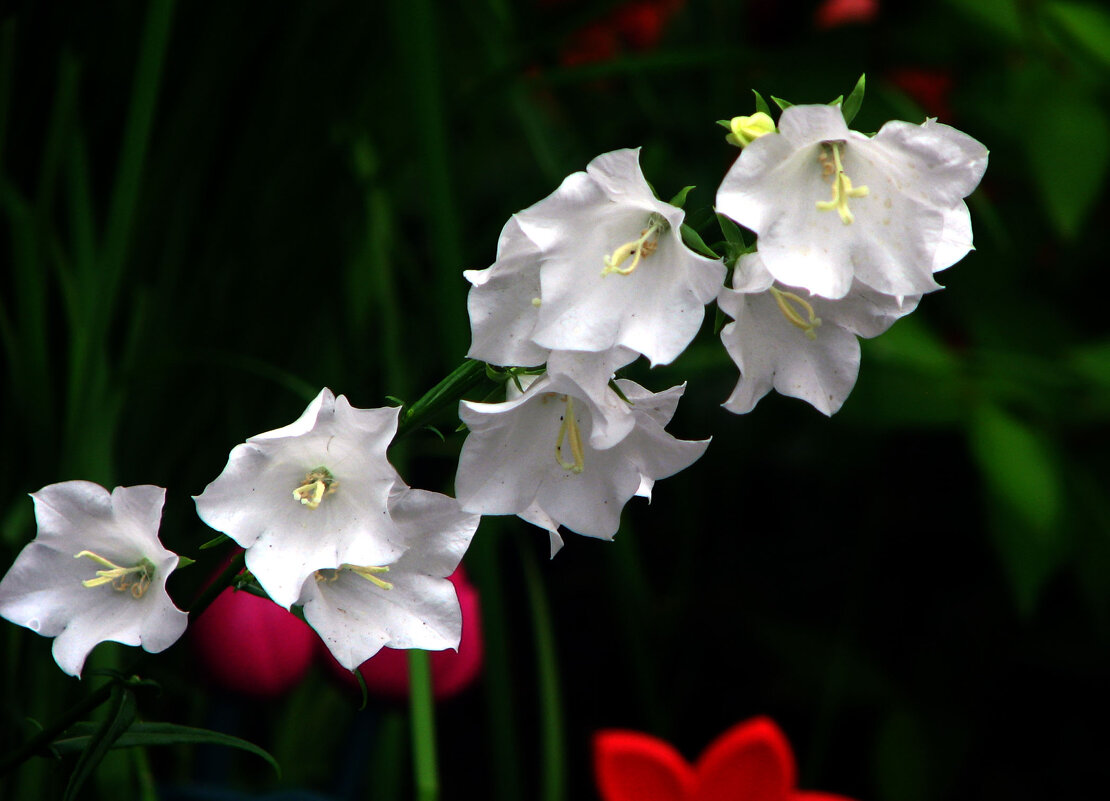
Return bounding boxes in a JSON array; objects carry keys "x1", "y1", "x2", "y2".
[
  {"x1": 0, "y1": 681, "x2": 114, "y2": 777},
  {"x1": 185, "y1": 550, "x2": 245, "y2": 619},
  {"x1": 520, "y1": 540, "x2": 566, "y2": 801},
  {"x1": 395, "y1": 359, "x2": 490, "y2": 439},
  {"x1": 408, "y1": 649, "x2": 439, "y2": 801}
]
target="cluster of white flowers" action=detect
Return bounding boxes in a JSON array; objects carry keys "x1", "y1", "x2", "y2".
[{"x1": 0, "y1": 94, "x2": 988, "y2": 678}]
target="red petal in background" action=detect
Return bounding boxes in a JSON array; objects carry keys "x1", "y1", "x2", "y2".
[
  {"x1": 693, "y1": 716, "x2": 796, "y2": 801},
  {"x1": 594, "y1": 729, "x2": 697, "y2": 801}
]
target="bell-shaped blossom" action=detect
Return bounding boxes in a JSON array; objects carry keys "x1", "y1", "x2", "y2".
[
  {"x1": 468, "y1": 148, "x2": 724, "y2": 367},
  {"x1": 191, "y1": 578, "x2": 316, "y2": 698},
  {"x1": 594, "y1": 716, "x2": 856, "y2": 801},
  {"x1": 718, "y1": 251, "x2": 919, "y2": 416},
  {"x1": 297, "y1": 487, "x2": 479, "y2": 671},
  {"x1": 0, "y1": 481, "x2": 187, "y2": 678},
  {"x1": 322, "y1": 566, "x2": 484, "y2": 701},
  {"x1": 716, "y1": 103, "x2": 988, "y2": 300},
  {"x1": 455, "y1": 372, "x2": 708, "y2": 555},
  {"x1": 194, "y1": 388, "x2": 407, "y2": 609}
]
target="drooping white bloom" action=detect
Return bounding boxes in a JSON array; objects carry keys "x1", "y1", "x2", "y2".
[
  {"x1": 718, "y1": 251, "x2": 920, "y2": 416},
  {"x1": 467, "y1": 148, "x2": 725, "y2": 368},
  {"x1": 194, "y1": 389, "x2": 407, "y2": 609},
  {"x1": 716, "y1": 104, "x2": 988, "y2": 300},
  {"x1": 455, "y1": 373, "x2": 708, "y2": 555},
  {"x1": 298, "y1": 487, "x2": 479, "y2": 671},
  {"x1": 0, "y1": 481, "x2": 187, "y2": 678}
]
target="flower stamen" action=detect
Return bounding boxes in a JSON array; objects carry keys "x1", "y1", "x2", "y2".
[
  {"x1": 293, "y1": 467, "x2": 338, "y2": 510},
  {"x1": 74, "y1": 551, "x2": 156, "y2": 598},
  {"x1": 769, "y1": 286, "x2": 822, "y2": 340},
  {"x1": 315, "y1": 564, "x2": 394, "y2": 591},
  {"x1": 602, "y1": 215, "x2": 667, "y2": 277},
  {"x1": 816, "y1": 141, "x2": 869, "y2": 224},
  {"x1": 554, "y1": 396, "x2": 586, "y2": 474}
]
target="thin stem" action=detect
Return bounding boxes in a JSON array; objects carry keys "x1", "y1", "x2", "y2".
[
  {"x1": 408, "y1": 649, "x2": 439, "y2": 801},
  {"x1": 520, "y1": 539, "x2": 565, "y2": 801},
  {"x1": 185, "y1": 550, "x2": 245, "y2": 618},
  {"x1": 394, "y1": 359, "x2": 490, "y2": 439}
]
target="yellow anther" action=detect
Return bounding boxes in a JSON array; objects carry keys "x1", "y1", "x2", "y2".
[
  {"x1": 769, "y1": 286, "x2": 822, "y2": 340},
  {"x1": 554, "y1": 396, "x2": 586, "y2": 474},
  {"x1": 74, "y1": 551, "x2": 155, "y2": 598},
  {"x1": 293, "y1": 467, "x2": 337, "y2": 510},
  {"x1": 344, "y1": 563, "x2": 394, "y2": 590},
  {"x1": 725, "y1": 111, "x2": 776, "y2": 147},
  {"x1": 815, "y1": 141, "x2": 869, "y2": 224},
  {"x1": 602, "y1": 215, "x2": 667, "y2": 277},
  {"x1": 531, "y1": 297, "x2": 542, "y2": 307}
]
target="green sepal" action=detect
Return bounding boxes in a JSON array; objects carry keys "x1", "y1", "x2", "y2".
[
  {"x1": 668, "y1": 185, "x2": 695, "y2": 208},
  {"x1": 713, "y1": 304, "x2": 727, "y2": 336},
  {"x1": 53, "y1": 721, "x2": 281, "y2": 777},
  {"x1": 752, "y1": 90, "x2": 772, "y2": 118},
  {"x1": 354, "y1": 669, "x2": 370, "y2": 712},
  {"x1": 199, "y1": 534, "x2": 229, "y2": 551},
  {"x1": 176, "y1": 556, "x2": 196, "y2": 569},
  {"x1": 771, "y1": 95, "x2": 793, "y2": 111},
  {"x1": 680, "y1": 224, "x2": 720, "y2": 259},
  {"x1": 715, "y1": 119, "x2": 732, "y2": 129},
  {"x1": 608, "y1": 380, "x2": 634, "y2": 406},
  {"x1": 384, "y1": 395, "x2": 405, "y2": 407},
  {"x1": 715, "y1": 212, "x2": 754, "y2": 266},
  {"x1": 841, "y1": 74, "x2": 867, "y2": 125},
  {"x1": 63, "y1": 684, "x2": 137, "y2": 801},
  {"x1": 827, "y1": 94, "x2": 844, "y2": 108},
  {"x1": 424, "y1": 425, "x2": 446, "y2": 443}
]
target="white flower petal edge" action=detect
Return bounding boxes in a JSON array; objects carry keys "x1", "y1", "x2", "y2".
[
  {"x1": 455, "y1": 373, "x2": 708, "y2": 545},
  {"x1": 194, "y1": 388, "x2": 407, "y2": 609},
  {"x1": 509, "y1": 148, "x2": 725, "y2": 366},
  {"x1": 718, "y1": 252, "x2": 920, "y2": 416},
  {"x1": 298, "y1": 487, "x2": 479, "y2": 671},
  {"x1": 716, "y1": 105, "x2": 988, "y2": 300},
  {"x1": 0, "y1": 481, "x2": 187, "y2": 678}
]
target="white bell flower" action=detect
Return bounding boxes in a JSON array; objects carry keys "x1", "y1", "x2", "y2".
[
  {"x1": 468, "y1": 148, "x2": 724, "y2": 367},
  {"x1": 718, "y1": 251, "x2": 920, "y2": 416},
  {"x1": 455, "y1": 373, "x2": 708, "y2": 555},
  {"x1": 194, "y1": 389, "x2": 407, "y2": 609},
  {"x1": 0, "y1": 481, "x2": 187, "y2": 678},
  {"x1": 716, "y1": 104, "x2": 988, "y2": 299},
  {"x1": 298, "y1": 486, "x2": 479, "y2": 671}
]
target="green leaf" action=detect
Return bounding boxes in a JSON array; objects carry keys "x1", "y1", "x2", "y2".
[
  {"x1": 842, "y1": 74, "x2": 866, "y2": 125},
  {"x1": 942, "y1": 0, "x2": 1021, "y2": 42},
  {"x1": 752, "y1": 90, "x2": 772, "y2": 118},
  {"x1": 54, "y1": 722, "x2": 280, "y2": 777},
  {"x1": 827, "y1": 94, "x2": 844, "y2": 108},
  {"x1": 1045, "y1": 1, "x2": 1110, "y2": 69},
  {"x1": 199, "y1": 534, "x2": 229, "y2": 551},
  {"x1": 771, "y1": 95, "x2": 792, "y2": 111},
  {"x1": 715, "y1": 212, "x2": 748, "y2": 251},
  {"x1": 423, "y1": 425, "x2": 446, "y2": 443},
  {"x1": 679, "y1": 224, "x2": 719, "y2": 259},
  {"x1": 715, "y1": 119, "x2": 732, "y2": 130},
  {"x1": 969, "y1": 402, "x2": 1065, "y2": 613},
  {"x1": 176, "y1": 556, "x2": 196, "y2": 569},
  {"x1": 64, "y1": 685, "x2": 137, "y2": 801},
  {"x1": 668, "y1": 185, "x2": 695, "y2": 208}
]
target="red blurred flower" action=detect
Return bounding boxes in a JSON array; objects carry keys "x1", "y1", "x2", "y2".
[
  {"x1": 814, "y1": 0, "x2": 878, "y2": 29},
  {"x1": 190, "y1": 584, "x2": 316, "y2": 697},
  {"x1": 558, "y1": 0, "x2": 687, "y2": 67},
  {"x1": 887, "y1": 67, "x2": 955, "y2": 121},
  {"x1": 323, "y1": 567, "x2": 483, "y2": 701},
  {"x1": 594, "y1": 717, "x2": 855, "y2": 801}
]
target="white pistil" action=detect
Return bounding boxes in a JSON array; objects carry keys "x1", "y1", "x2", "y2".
[
  {"x1": 293, "y1": 467, "x2": 337, "y2": 510},
  {"x1": 769, "y1": 286, "x2": 822, "y2": 340},
  {"x1": 602, "y1": 215, "x2": 667, "y2": 276},
  {"x1": 74, "y1": 551, "x2": 156, "y2": 598},
  {"x1": 554, "y1": 396, "x2": 586, "y2": 474},
  {"x1": 816, "y1": 141, "x2": 869, "y2": 224}
]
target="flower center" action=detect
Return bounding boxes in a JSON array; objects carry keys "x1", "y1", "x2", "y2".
[
  {"x1": 769, "y1": 286, "x2": 822, "y2": 340},
  {"x1": 74, "y1": 550, "x2": 156, "y2": 598},
  {"x1": 293, "y1": 467, "x2": 338, "y2": 510},
  {"x1": 815, "y1": 141, "x2": 869, "y2": 224},
  {"x1": 553, "y1": 395, "x2": 586, "y2": 474},
  {"x1": 315, "y1": 564, "x2": 393, "y2": 590},
  {"x1": 602, "y1": 214, "x2": 668, "y2": 277}
]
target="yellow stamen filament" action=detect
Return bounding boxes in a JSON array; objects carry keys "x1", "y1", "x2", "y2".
[
  {"x1": 769, "y1": 286, "x2": 822, "y2": 340},
  {"x1": 74, "y1": 551, "x2": 155, "y2": 599},
  {"x1": 816, "y1": 142, "x2": 869, "y2": 224},
  {"x1": 602, "y1": 215, "x2": 667, "y2": 277},
  {"x1": 293, "y1": 467, "x2": 337, "y2": 510},
  {"x1": 554, "y1": 396, "x2": 586, "y2": 474},
  {"x1": 315, "y1": 564, "x2": 393, "y2": 591}
]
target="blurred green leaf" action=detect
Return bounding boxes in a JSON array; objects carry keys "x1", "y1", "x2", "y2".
[
  {"x1": 969, "y1": 402, "x2": 1064, "y2": 612},
  {"x1": 54, "y1": 721, "x2": 280, "y2": 776},
  {"x1": 1045, "y1": 1, "x2": 1110, "y2": 69},
  {"x1": 943, "y1": 0, "x2": 1021, "y2": 41}
]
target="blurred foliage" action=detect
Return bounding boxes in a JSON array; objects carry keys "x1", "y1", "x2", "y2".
[{"x1": 1, "y1": 0, "x2": 1109, "y2": 799}]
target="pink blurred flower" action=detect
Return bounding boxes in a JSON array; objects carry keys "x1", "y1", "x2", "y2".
[
  {"x1": 594, "y1": 717, "x2": 856, "y2": 801},
  {"x1": 323, "y1": 567, "x2": 483, "y2": 701},
  {"x1": 191, "y1": 582, "x2": 316, "y2": 697},
  {"x1": 814, "y1": 0, "x2": 878, "y2": 29},
  {"x1": 887, "y1": 67, "x2": 955, "y2": 121}
]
